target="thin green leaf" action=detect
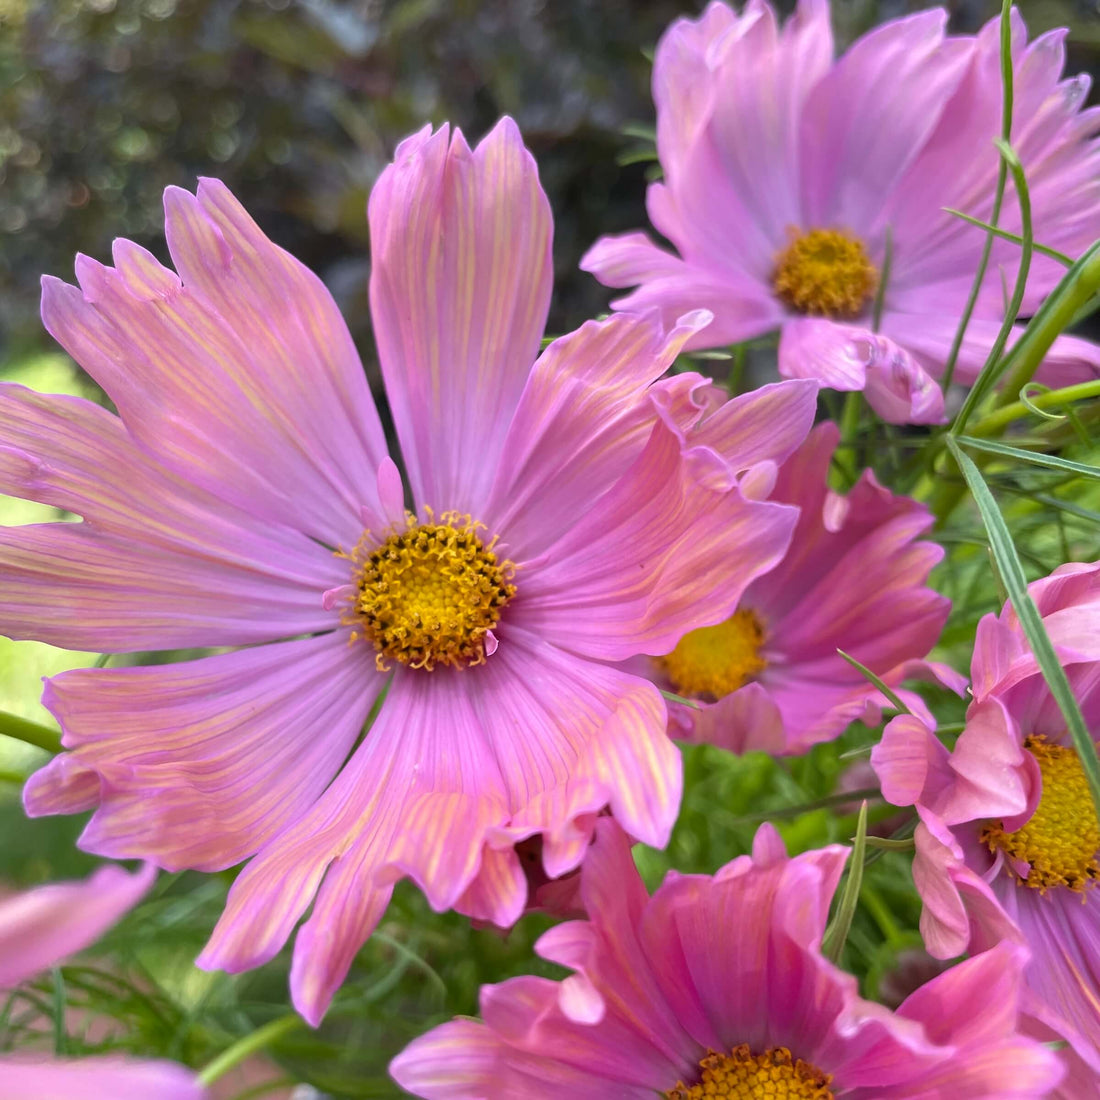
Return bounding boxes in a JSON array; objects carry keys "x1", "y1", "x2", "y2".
[
  {"x1": 51, "y1": 968, "x2": 66, "y2": 1055},
  {"x1": 871, "y1": 226, "x2": 892, "y2": 332},
  {"x1": 822, "y1": 801, "x2": 868, "y2": 963},
  {"x1": 943, "y1": 207, "x2": 1073, "y2": 266},
  {"x1": 835, "y1": 649, "x2": 911, "y2": 715},
  {"x1": 661, "y1": 689, "x2": 700, "y2": 710},
  {"x1": 863, "y1": 835, "x2": 916, "y2": 852},
  {"x1": 945, "y1": 437, "x2": 1100, "y2": 826},
  {"x1": 959, "y1": 436, "x2": 1100, "y2": 480},
  {"x1": 727, "y1": 787, "x2": 881, "y2": 827}
]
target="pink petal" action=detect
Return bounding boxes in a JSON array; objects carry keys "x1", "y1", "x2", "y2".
[
  {"x1": 368, "y1": 117, "x2": 552, "y2": 518},
  {"x1": 41, "y1": 184, "x2": 385, "y2": 547},
  {"x1": 0, "y1": 1057, "x2": 205, "y2": 1100},
  {"x1": 579, "y1": 232, "x2": 782, "y2": 350},
  {"x1": 799, "y1": 10, "x2": 970, "y2": 236},
  {"x1": 27, "y1": 634, "x2": 382, "y2": 872},
  {"x1": 778, "y1": 318, "x2": 945, "y2": 424},
  {"x1": 516, "y1": 418, "x2": 797, "y2": 661},
  {"x1": 389, "y1": 1019, "x2": 505, "y2": 1099},
  {"x1": 0, "y1": 863, "x2": 154, "y2": 987},
  {"x1": 872, "y1": 714, "x2": 953, "y2": 810},
  {"x1": 482, "y1": 309, "x2": 709, "y2": 561},
  {"x1": 0, "y1": 518, "x2": 341, "y2": 653},
  {"x1": 200, "y1": 628, "x2": 676, "y2": 1025}
]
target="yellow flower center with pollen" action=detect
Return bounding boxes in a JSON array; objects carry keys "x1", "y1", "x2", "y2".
[
  {"x1": 659, "y1": 610, "x2": 766, "y2": 700},
  {"x1": 773, "y1": 228, "x2": 877, "y2": 319},
  {"x1": 665, "y1": 1046, "x2": 834, "y2": 1100},
  {"x1": 981, "y1": 735, "x2": 1100, "y2": 892},
  {"x1": 343, "y1": 512, "x2": 516, "y2": 672}
]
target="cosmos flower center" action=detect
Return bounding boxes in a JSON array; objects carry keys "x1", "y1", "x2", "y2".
[
  {"x1": 659, "y1": 610, "x2": 766, "y2": 700},
  {"x1": 343, "y1": 512, "x2": 516, "y2": 672},
  {"x1": 665, "y1": 1045, "x2": 834, "y2": 1100},
  {"x1": 772, "y1": 228, "x2": 877, "y2": 319},
  {"x1": 980, "y1": 735, "x2": 1100, "y2": 892}
]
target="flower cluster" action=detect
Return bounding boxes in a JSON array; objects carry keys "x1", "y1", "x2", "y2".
[{"x1": 1, "y1": 0, "x2": 1100, "y2": 1096}]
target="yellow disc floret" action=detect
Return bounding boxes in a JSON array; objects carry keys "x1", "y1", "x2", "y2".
[
  {"x1": 773, "y1": 227, "x2": 877, "y2": 319},
  {"x1": 343, "y1": 511, "x2": 516, "y2": 672},
  {"x1": 665, "y1": 1045, "x2": 834, "y2": 1100},
  {"x1": 981, "y1": 735, "x2": 1100, "y2": 892},
  {"x1": 659, "y1": 609, "x2": 767, "y2": 700}
]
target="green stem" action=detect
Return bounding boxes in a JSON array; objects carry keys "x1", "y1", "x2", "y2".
[
  {"x1": 839, "y1": 391, "x2": 863, "y2": 447},
  {"x1": 197, "y1": 1015, "x2": 303, "y2": 1088},
  {"x1": 969, "y1": 378, "x2": 1100, "y2": 437},
  {"x1": 0, "y1": 711, "x2": 61, "y2": 754}
]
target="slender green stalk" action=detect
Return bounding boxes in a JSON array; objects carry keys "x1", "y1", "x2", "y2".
[
  {"x1": 836, "y1": 649, "x2": 911, "y2": 715},
  {"x1": 0, "y1": 712, "x2": 61, "y2": 754},
  {"x1": 822, "y1": 801, "x2": 868, "y2": 963},
  {"x1": 939, "y1": 0, "x2": 1014, "y2": 394},
  {"x1": 728, "y1": 787, "x2": 881, "y2": 826},
  {"x1": 943, "y1": 208, "x2": 1072, "y2": 267},
  {"x1": 197, "y1": 1015, "x2": 303, "y2": 1088}
]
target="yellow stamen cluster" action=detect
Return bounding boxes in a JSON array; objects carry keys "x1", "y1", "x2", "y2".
[
  {"x1": 981, "y1": 735, "x2": 1100, "y2": 893},
  {"x1": 659, "y1": 610, "x2": 767, "y2": 700},
  {"x1": 665, "y1": 1045, "x2": 834, "y2": 1100},
  {"x1": 773, "y1": 227, "x2": 877, "y2": 318},
  {"x1": 343, "y1": 512, "x2": 516, "y2": 672}
]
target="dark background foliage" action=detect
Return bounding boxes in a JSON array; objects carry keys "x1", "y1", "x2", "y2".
[{"x1": 2, "y1": 0, "x2": 1074, "y2": 363}]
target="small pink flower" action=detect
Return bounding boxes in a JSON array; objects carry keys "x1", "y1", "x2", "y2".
[
  {"x1": 0, "y1": 864, "x2": 205, "y2": 1099},
  {"x1": 391, "y1": 819, "x2": 1062, "y2": 1099},
  {"x1": 582, "y1": 1, "x2": 1100, "y2": 423},
  {"x1": 872, "y1": 560, "x2": 1100, "y2": 1090},
  {"x1": 4, "y1": 119, "x2": 817, "y2": 1024},
  {"x1": 649, "y1": 421, "x2": 962, "y2": 756}
]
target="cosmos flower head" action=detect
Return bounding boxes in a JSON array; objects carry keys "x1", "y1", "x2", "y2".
[
  {"x1": 650, "y1": 422, "x2": 962, "y2": 757},
  {"x1": 872, "y1": 559, "x2": 1100, "y2": 1093},
  {"x1": 2, "y1": 118, "x2": 818, "y2": 1025},
  {"x1": 582, "y1": 0, "x2": 1100, "y2": 424},
  {"x1": 0, "y1": 863, "x2": 206, "y2": 1099},
  {"x1": 390, "y1": 818, "x2": 1062, "y2": 1099}
]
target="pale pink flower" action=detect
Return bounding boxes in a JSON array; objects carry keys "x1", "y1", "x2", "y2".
[
  {"x1": 872, "y1": 560, "x2": 1100, "y2": 1092},
  {"x1": 391, "y1": 819, "x2": 1062, "y2": 1099},
  {"x1": 5, "y1": 119, "x2": 817, "y2": 1024},
  {"x1": 649, "y1": 421, "x2": 962, "y2": 756},
  {"x1": 0, "y1": 864, "x2": 205, "y2": 1099},
  {"x1": 582, "y1": 1, "x2": 1100, "y2": 423}
]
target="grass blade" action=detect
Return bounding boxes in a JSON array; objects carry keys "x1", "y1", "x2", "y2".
[
  {"x1": 822, "y1": 800, "x2": 868, "y2": 963},
  {"x1": 945, "y1": 437, "x2": 1100, "y2": 825},
  {"x1": 958, "y1": 436, "x2": 1100, "y2": 480}
]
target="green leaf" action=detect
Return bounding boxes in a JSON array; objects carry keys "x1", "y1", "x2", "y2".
[
  {"x1": 958, "y1": 436, "x2": 1100, "y2": 480},
  {"x1": 945, "y1": 437, "x2": 1100, "y2": 826},
  {"x1": 942, "y1": 207, "x2": 1072, "y2": 267},
  {"x1": 835, "y1": 649, "x2": 911, "y2": 715},
  {"x1": 822, "y1": 800, "x2": 868, "y2": 963}
]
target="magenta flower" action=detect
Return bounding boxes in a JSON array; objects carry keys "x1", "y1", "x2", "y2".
[
  {"x1": 649, "y1": 421, "x2": 960, "y2": 756},
  {"x1": 582, "y1": 1, "x2": 1100, "y2": 423},
  {"x1": 0, "y1": 863, "x2": 206, "y2": 1099},
  {"x1": 872, "y1": 560, "x2": 1100, "y2": 1087},
  {"x1": 4, "y1": 119, "x2": 817, "y2": 1024},
  {"x1": 391, "y1": 818, "x2": 1062, "y2": 1099}
]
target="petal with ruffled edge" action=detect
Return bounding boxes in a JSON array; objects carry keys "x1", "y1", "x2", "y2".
[
  {"x1": 779, "y1": 318, "x2": 944, "y2": 424},
  {"x1": 368, "y1": 117, "x2": 552, "y2": 519},
  {"x1": 515, "y1": 418, "x2": 798, "y2": 662},
  {"x1": 40, "y1": 183, "x2": 386, "y2": 546},
  {"x1": 891, "y1": 941, "x2": 1064, "y2": 1098},
  {"x1": 882, "y1": 312, "x2": 1100, "y2": 389},
  {"x1": 481, "y1": 309, "x2": 710, "y2": 561},
  {"x1": 0, "y1": 863, "x2": 155, "y2": 987},
  {"x1": 25, "y1": 634, "x2": 382, "y2": 871},
  {"x1": 199, "y1": 629, "x2": 673, "y2": 1026},
  {"x1": 579, "y1": 233, "x2": 782, "y2": 351},
  {"x1": 0, "y1": 1058, "x2": 206, "y2": 1100}
]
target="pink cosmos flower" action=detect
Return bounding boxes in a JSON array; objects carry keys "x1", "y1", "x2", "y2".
[
  {"x1": 872, "y1": 560, "x2": 1100, "y2": 1091},
  {"x1": 582, "y1": 0, "x2": 1100, "y2": 424},
  {"x1": 0, "y1": 863, "x2": 206, "y2": 1099},
  {"x1": 390, "y1": 818, "x2": 1062, "y2": 1099},
  {"x1": 648, "y1": 420, "x2": 962, "y2": 757},
  {"x1": 3, "y1": 118, "x2": 818, "y2": 1025}
]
